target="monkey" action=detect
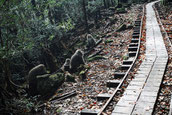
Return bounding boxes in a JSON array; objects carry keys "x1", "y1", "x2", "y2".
[
  {"x1": 70, "y1": 49, "x2": 85, "y2": 72},
  {"x1": 86, "y1": 34, "x2": 96, "y2": 49},
  {"x1": 28, "y1": 64, "x2": 47, "y2": 96},
  {"x1": 28, "y1": 64, "x2": 47, "y2": 81},
  {"x1": 62, "y1": 58, "x2": 71, "y2": 72}
]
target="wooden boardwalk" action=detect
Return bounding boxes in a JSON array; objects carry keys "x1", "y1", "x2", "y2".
[{"x1": 112, "y1": 1, "x2": 168, "y2": 115}]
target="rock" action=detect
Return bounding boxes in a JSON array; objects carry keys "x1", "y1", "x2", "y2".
[
  {"x1": 79, "y1": 69, "x2": 87, "y2": 80},
  {"x1": 109, "y1": 17, "x2": 117, "y2": 25},
  {"x1": 66, "y1": 73, "x2": 75, "y2": 82},
  {"x1": 36, "y1": 73, "x2": 65, "y2": 96}
]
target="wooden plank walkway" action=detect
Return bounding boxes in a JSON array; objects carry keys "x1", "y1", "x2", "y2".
[{"x1": 112, "y1": 1, "x2": 168, "y2": 115}]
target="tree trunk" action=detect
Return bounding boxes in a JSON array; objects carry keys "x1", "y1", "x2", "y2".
[
  {"x1": 48, "y1": 6, "x2": 54, "y2": 24},
  {"x1": 107, "y1": 0, "x2": 110, "y2": 8},
  {"x1": 0, "y1": 85, "x2": 12, "y2": 106},
  {"x1": 103, "y1": 0, "x2": 107, "y2": 8},
  {"x1": 2, "y1": 59, "x2": 21, "y2": 97},
  {"x1": 111, "y1": 0, "x2": 114, "y2": 6},
  {"x1": 0, "y1": 88, "x2": 5, "y2": 106},
  {"x1": 98, "y1": 8, "x2": 101, "y2": 19},
  {"x1": 82, "y1": 0, "x2": 88, "y2": 32},
  {"x1": 95, "y1": 11, "x2": 98, "y2": 26},
  {"x1": 0, "y1": 28, "x2": 3, "y2": 47}
]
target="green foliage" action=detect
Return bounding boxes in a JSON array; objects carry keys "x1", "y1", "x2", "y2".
[
  {"x1": 0, "y1": 0, "x2": 118, "y2": 65},
  {"x1": 160, "y1": 0, "x2": 164, "y2": 5},
  {"x1": 0, "y1": 0, "x2": 147, "y2": 64},
  {"x1": 116, "y1": 7, "x2": 126, "y2": 13},
  {"x1": 87, "y1": 0, "x2": 102, "y2": 13},
  {"x1": 56, "y1": 108, "x2": 62, "y2": 114},
  {"x1": 0, "y1": 0, "x2": 64, "y2": 62},
  {"x1": 160, "y1": 0, "x2": 169, "y2": 5},
  {"x1": 122, "y1": 54, "x2": 129, "y2": 60},
  {"x1": 10, "y1": 95, "x2": 40, "y2": 113},
  {"x1": 105, "y1": 39, "x2": 113, "y2": 44},
  {"x1": 58, "y1": 18, "x2": 75, "y2": 32},
  {"x1": 0, "y1": 0, "x2": 5, "y2": 7}
]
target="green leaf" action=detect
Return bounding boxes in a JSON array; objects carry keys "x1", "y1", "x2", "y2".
[
  {"x1": 105, "y1": 39, "x2": 113, "y2": 44},
  {"x1": 0, "y1": 0, "x2": 5, "y2": 7},
  {"x1": 49, "y1": 35, "x2": 54, "y2": 41}
]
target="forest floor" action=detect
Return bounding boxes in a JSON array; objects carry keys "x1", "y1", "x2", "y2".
[{"x1": 40, "y1": 4, "x2": 144, "y2": 115}]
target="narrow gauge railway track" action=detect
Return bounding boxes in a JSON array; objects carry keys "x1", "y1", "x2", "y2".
[
  {"x1": 154, "y1": 2, "x2": 172, "y2": 115},
  {"x1": 81, "y1": 5, "x2": 145, "y2": 115}
]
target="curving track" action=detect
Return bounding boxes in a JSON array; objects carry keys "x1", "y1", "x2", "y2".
[{"x1": 112, "y1": 0, "x2": 168, "y2": 114}]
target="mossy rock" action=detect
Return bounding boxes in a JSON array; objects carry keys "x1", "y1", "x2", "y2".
[
  {"x1": 79, "y1": 69, "x2": 87, "y2": 80},
  {"x1": 36, "y1": 73, "x2": 65, "y2": 95},
  {"x1": 66, "y1": 74, "x2": 75, "y2": 82}
]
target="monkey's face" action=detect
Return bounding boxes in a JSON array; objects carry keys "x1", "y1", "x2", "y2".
[
  {"x1": 87, "y1": 34, "x2": 92, "y2": 39},
  {"x1": 77, "y1": 50, "x2": 83, "y2": 56},
  {"x1": 66, "y1": 60, "x2": 70, "y2": 63}
]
